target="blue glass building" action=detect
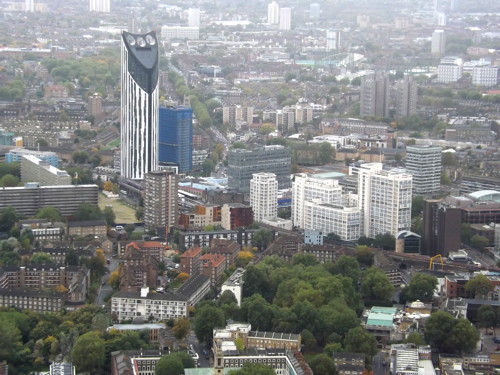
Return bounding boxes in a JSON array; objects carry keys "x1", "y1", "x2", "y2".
[{"x1": 158, "y1": 106, "x2": 193, "y2": 173}]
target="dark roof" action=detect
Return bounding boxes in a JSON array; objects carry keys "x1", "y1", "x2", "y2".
[
  {"x1": 177, "y1": 274, "x2": 210, "y2": 299},
  {"x1": 222, "y1": 348, "x2": 287, "y2": 357},
  {"x1": 0, "y1": 288, "x2": 67, "y2": 298},
  {"x1": 332, "y1": 352, "x2": 365, "y2": 360},
  {"x1": 336, "y1": 363, "x2": 364, "y2": 372},
  {"x1": 112, "y1": 290, "x2": 187, "y2": 302},
  {"x1": 248, "y1": 331, "x2": 300, "y2": 341},
  {"x1": 67, "y1": 220, "x2": 107, "y2": 227}
]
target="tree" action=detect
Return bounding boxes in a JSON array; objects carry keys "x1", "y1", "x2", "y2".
[
  {"x1": 73, "y1": 203, "x2": 103, "y2": 222},
  {"x1": 309, "y1": 354, "x2": 336, "y2": 375},
  {"x1": 344, "y1": 327, "x2": 376, "y2": 363},
  {"x1": 461, "y1": 223, "x2": 472, "y2": 244},
  {"x1": 30, "y1": 252, "x2": 54, "y2": 264},
  {"x1": 477, "y1": 305, "x2": 496, "y2": 329},
  {"x1": 403, "y1": 332, "x2": 426, "y2": 346},
  {"x1": 0, "y1": 206, "x2": 20, "y2": 232},
  {"x1": 356, "y1": 245, "x2": 373, "y2": 266},
  {"x1": 202, "y1": 159, "x2": 215, "y2": 176},
  {"x1": 401, "y1": 274, "x2": 437, "y2": 303},
  {"x1": 329, "y1": 256, "x2": 361, "y2": 286},
  {"x1": 194, "y1": 305, "x2": 225, "y2": 347},
  {"x1": 373, "y1": 233, "x2": 395, "y2": 250},
  {"x1": 135, "y1": 207, "x2": 144, "y2": 221},
  {"x1": 465, "y1": 274, "x2": 493, "y2": 299},
  {"x1": 0, "y1": 174, "x2": 19, "y2": 187},
  {"x1": 172, "y1": 318, "x2": 190, "y2": 340},
  {"x1": 470, "y1": 234, "x2": 489, "y2": 252},
  {"x1": 448, "y1": 318, "x2": 480, "y2": 354},
  {"x1": 35, "y1": 206, "x2": 63, "y2": 222},
  {"x1": 227, "y1": 362, "x2": 275, "y2": 375},
  {"x1": 103, "y1": 206, "x2": 116, "y2": 226},
  {"x1": 301, "y1": 329, "x2": 318, "y2": 352},
  {"x1": 155, "y1": 352, "x2": 195, "y2": 375},
  {"x1": 361, "y1": 267, "x2": 394, "y2": 304},
  {"x1": 252, "y1": 229, "x2": 273, "y2": 251},
  {"x1": 71, "y1": 331, "x2": 105, "y2": 373},
  {"x1": 292, "y1": 253, "x2": 318, "y2": 267},
  {"x1": 236, "y1": 250, "x2": 254, "y2": 268},
  {"x1": 411, "y1": 196, "x2": 424, "y2": 218}
]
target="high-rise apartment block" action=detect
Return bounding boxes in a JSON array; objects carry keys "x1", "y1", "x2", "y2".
[
  {"x1": 158, "y1": 106, "x2": 193, "y2": 173},
  {"x1": 267, "y1": 1, "x2": 280, "y2": 24},
  {"x1": 144, "y1": 170, "x2": 179, "y2": 232},
  {"x1": 422, "y1": 199, "x2": 461, "y2": 256},
  {"x1": 89, "y1": 0, "x2": 110, "y2": 12},
  {"x1": 88, "y1": 93, "x2": 103, "y2": 118},
  {"x1": 431, "y1": 30, "x2": 446, "y2": 55},
  {"x1": 326, "y1": 29, "x2": 341, "y2": 51},
  {"x1": 396, "y1": 76, "x2": 418, "y2": 119},
  {"x1": 292, "y1": 173, "x2": 342, "y2": 228},
  {"x1": 357, "y1": 163, "x2": 412, "y2": 238},
  {"x1": 472, "y1": 66, "x2": 499, "y2": 86},
  {"x1": 25, "y1": 0, "x2": 34, "y2": 12},
  {"x1": 222, "y1": 106, "x2": 254, "y2": 126},
  {"x1": 360, "y1": 72, "x2": 390, "y2": 118},
  {"x1": 21, "y1": 155, "x2": 71, "y2": 186},
  {"x1": 227, "y1": 145, "x2": 291, "y2": 193},
  {"x1": 6, "y1": 148, "x2": 59, "y2": 167},
  {"x1": 161, "y1": 26, "x2": 200, "y2": 41},
  {"x1": 437, "y1": 56, "x2": 463, "y2": 83},
  {"x1": 250, "y1": 173, "x2": 278, "y2": 223},
  {"x1": 121, "y1": 31, "x2": 159, "y2": 180},
  {"x1": 405, "y1": 145, "x2": 441, "y2": 195},
  {"x1": 279, "y1": 8, "x2": 291, "y2": 30},
  {"x1": 187, "y1": 8, "x2": 200, "y2": 27}
]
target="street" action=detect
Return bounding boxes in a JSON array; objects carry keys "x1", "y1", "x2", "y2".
[
  {"x1": 95, "y1": 255, "x2": 121, "y2": 307},
  {"x1": 372, "y1": 352, "x2": 388, "y2": 375}
]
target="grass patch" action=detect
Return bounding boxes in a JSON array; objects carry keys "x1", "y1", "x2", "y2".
[{"x1": 98, "y1": 193, "x2": 137, "y2": 223}]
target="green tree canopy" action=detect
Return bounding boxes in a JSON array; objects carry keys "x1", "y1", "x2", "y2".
[
  {"x1": 477, "y1": 305, "x2": 496, "y2": 329},
  {"x1": 71, "y1": 331, "x2": 105, "y2": 373},
  {"x1": 344, "y1": 326, "x2": 376, "y2": 364},
  {"x1": 35, "y1": 206, "x2": 64, "y2": 222},
  {"x1": 103, "y1": 206, "x2": 116, "y2": 226},
  {"x1": 194, "y1": 305, "x2": 225, "y2": 347},
  {"x1": 0, "y1": 174, "x2": 19, "y2": 187},
  {"x1": 30, "y1": 252, "x2": 54, "y2": 264},
  {"x1": 309, "y1": 353, "x2": 336, "y2": 375},
  {"x1": 0, "y1": 206, "x2": 20, "y2": 232},
  {"x1": 73, "y1": 202, "x2": 104, "y2": 222},
  {"x1": 465, "y1": 274, "x2": 494, "y2": 299},
  {"x1": 360, "y1": 267, "x2": 394, "y2": 304},
  {"x1": 470, "y1": 234, "x2": 489, "y2": 252},
  {"x1": 227, "y1": 362, "x2": 275, "y2": 375},
  {"x1": 401, "y1": 273, "x2": 437, "y2": 303},
  {"x1": 172, "y1": 318, "x2": 190, "y2": 340}
]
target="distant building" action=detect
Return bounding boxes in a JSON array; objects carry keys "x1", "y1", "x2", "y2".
[
  {"x1": 49, "y1": 362, "x2": 75, "y2": 375},
  {"x1": 25, "y1": 0, "x2": 34, "y2": 12},
  {"x1": 209, "y1": 238, "x2": 241, "y2": 268},
  {"x1": 161, "y1": 26, "x2": 199, "y2": 40},
  {"x1": 228, "y1": 145, "x2": 291, "y2": 193},
  {"x1": 395, "y1": 230, "x2": 421, "y2": 254},
  {"x1": 304, "y1": 230, "x2": 324, "y2": 245},
  {"x1": 472, "y1": 66, "x2": 499, "y2": 86},
  {"x1": 179, "y1": 228, "x2": 258, "y2": 249},
  {"x1": 21, "y1": 155, "x2": 71, "y2": 186},
  {"x1": 422, "y1": 198, "x2": 461, "y2": 256},
  {"x1": 279, "y1": 8, "x2": 291, "y2": 30},
  {"x1": 396, "y1": 76, "x2": 418, "y2": 119},
  {"x1": 200, "y1": 253, "x2": 226, "y2": 286},
  {"x1": 431, "y1": 29, "x2": 446, "y2": 55},
  {"x1": 221, "y1": 204, "x2": 253, "y2": 230},
  {"x1": 267, "y1": 1, "x2": 280, "y2": 24},
  {"x1": 326, "y1": 29, "x2": 341, "y2": 51},
  {"x1": 250, "y1": 172, "x2": 278, "y2": 223},
  {"x1": 180, "y1": 246, "x2": 202, "y2": 275},
  {"x1": 333, "y1": 353, "x2": 365, "y2": 375},
  {"x1": 6, "y1": 148, "x2": 59, "y2": 167},
  {"x1": 144, "y1": 170, "x2": 179, "y2": 233},
  {"x1": 67, "y1": 220, "x2": 107, "y2": 238},
  {"x1": 88, "y1": 93, "x2": 103, "y2": 118},
  {"x1": 176, "y1": 274, "x2": 211, "y2": 306},
  {"x1": 89, "y1": 0, "x2": 110, "y2": 12},
  {"x1": 221, "y1": 268, "x2": 245, "y2": 307},
  {"x1": 405, "y1": 145, "x2": 441, "y2": 195},
  {"x1": 310, "y1": 3, "x2": 320, "y2": 18},
  {"x1": 437, "y1": 56, "x2": 463, "y2": 83},
  {"x1": 158, "y1": 106, "x2": 193, "y2": 173},
  {"x1": 187, "y1": 8, "x2": 200, "y2": 27},
  {"x1": 222, "y1": 105, "x2": 253, "y2": 126},
  {"x1": 360, "y1": 72, "x2": 390, "y2": 118},
  {"x1": 111, "y1": 350, "x2": 169, "y2": 375},
  {"x1": 0, "y1": 184, "x2": 98, "y2": 217},
  {"x1": 0, "y1": 289, "x2": 67, "y2": 313}
]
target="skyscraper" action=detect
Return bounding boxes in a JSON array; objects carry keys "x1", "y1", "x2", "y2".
[
  {"x1": 25, "y1": 0, "x2": 35, "y2": 12},
  {"x1": 279, "y1": 8, "x2": 291, "y2": 30},
  {"x1": 121, "y1": 31, "x2": 159, "y2": 180},
  {"x1": 144, "y1": 170, "x2": 179, "y2": 233},
  {"x1": 89, "y1": 0, "x2": 110, "y2": 12},
  {"x1": 267, "y1": 1, "x2": 280, "y2": 24},
  {"x1": 158, "y1": 106, "x2": 193, "y2": 173},
  {"x1": 357, "y1": 163, "x2": 412, "y2": 238},
  {"x1": 405, "y1": 145, "x2": 441, "y2": 195},
  {"x1": 187, "y1": 8, "x2": 200, "y2": 27},
  {"x1": 360, "y1": 72, "x2": 390, "y2": 118},
  {"x1": 396, "y1": 76, "x2": 418, "y2": 119},
  {"x1": 431, "y1": 30, "x2": 446, "y2": 55},
  {"x1": 326, "y1": 30, "x2": 341, "y2": 51},
  {"x1": 250, "y1": 173, "x2": 278, "y2": 222}
]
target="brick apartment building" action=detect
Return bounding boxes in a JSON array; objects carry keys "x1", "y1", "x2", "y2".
[
  {"x1": 209, "y1": 238, "x2": 241, "y2": 268},
  {"x1": 180, "y1": 246, "x2": 201, "y2": 275},
  {"x1": 120, "y1": 243, "x2": 159, "y2": 291},
  {"x1": 200, "y1": 253, "x2": 226, "y2": 287}
]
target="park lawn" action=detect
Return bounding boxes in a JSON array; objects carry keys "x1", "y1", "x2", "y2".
[{"x1": 98, "y1": 193, "x2": 137, "y2": 224}]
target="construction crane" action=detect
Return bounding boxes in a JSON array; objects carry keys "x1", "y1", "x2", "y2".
[{"x1": 429, "y1": 254, "x2": 444, "y2": 270}]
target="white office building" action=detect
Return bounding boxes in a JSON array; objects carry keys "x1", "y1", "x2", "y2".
[
  {"x1": 472, "y1": 66, "x2": 499, "y2": 86},
  {"x1": 405, "y1": 145, "x2": 441, "y2": 195},
  {"x1": 89, "y1": 0, "x2": 110, "y2": 12},
  {"x1": 279, "y1": 8, "x2": 291, "y2": 30},
  {"x1": 437, "y1": 56, "x2": 463, "y2": 83},
  {"x1": 267, "y1": 1, "x2": 280, "y2": 24},
  {"x1": 304, "y1": 200, "x2": 361, "y2": 241},
  {"x1": 25, "y1": 0, "x2": 34, "y2": 12},
  {"x1": 161, "y1": 26, "x2": 200, "y2": 41},
  {"x1": 121, "y1": 31, "x2": 159, "y2": 180},
  {"x1": 326, "y1": 30, "x2": 341, "y2": 51},
  {"x1": 292, "y1": 173, "x2": 342, "y2": 228},
  {"x1": 431, "y1": 30, "x2": 446, "y2": 55},
  {"x1": 357, "y1": 163, "x2": 412, "y2": 238},
  {"x1": 187, "y1": 8, "x2": 200, "y2": 27},
  {"x1": 250, "y1": 173, "x2": 278, "y2": 222}
]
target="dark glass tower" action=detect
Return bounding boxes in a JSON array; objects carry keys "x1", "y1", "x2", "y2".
[
  {"x1": 158, "y1": 106, "x2": 193, "y2": 173},
  {"x1": 120, "y1": 31, "x2": 159, "y2": 180}
]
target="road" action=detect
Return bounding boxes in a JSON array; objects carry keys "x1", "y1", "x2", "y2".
[
  {"x1": 95, "y1": 256, "x2": 121, "y2": 307},
  {"x1": 187, "y1": 331, "x2": 212, "y2": 367},
  {"x1": 372, "y1": 352, "x2": 388, "y2": 375}
]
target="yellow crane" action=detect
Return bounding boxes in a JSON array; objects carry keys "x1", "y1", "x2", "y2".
[{"x1": 429, "y1": 254, "x2": 444, "y2": 270}]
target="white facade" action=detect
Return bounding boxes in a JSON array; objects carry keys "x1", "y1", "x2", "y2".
[
  {"x1": 250, "y1": 173, "x2": 278, "y2": 222},
  {"x1": 25, "y1": 0, "x2": 34, "y2": 12},
  {"x1": 304, "y1": 200, "x2": 361, "y2": 241},
  {"x1": 357, "y1": 163, "x2": 412, "y2": 238},
  {"x1": 472, "y1": 66, "x2": 499, "y2": 86},
  {"x1": 279, "y1": 8, "x2": 291, "y2": 30},
  {"x1": 111, "y1": 288, "x2": 188, "y2": 322},
  {"x1": 326, "y1": 30, "x2": 341, "y2": 51},
  {"x1": 431, "y1": 30, "x2": 446, "y2": 55},
  {"x1": 187, "y1": 8, "x2": 200, "y2": 27},
  {"x1": 161, "y1": 26, "x2": 200, "y2": 41},
  {"x1": 121, "y1": 31, "x2": 159, "y2": 180},
  {"x1": 267, "y1": 1, "x2": 280, "y2": 24},
  {"x1": 437, "y1": 57, "x2": 463, "y2": 83},
  {"x1": 292, "y1": 173, "x2": 342, "y2": 228},
  {"x1": 89, "y1": 0, "x2": 110, "y2": 12},
  {"x1": 405, "y1": 145, "x2": 441, "y2": 195}
]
